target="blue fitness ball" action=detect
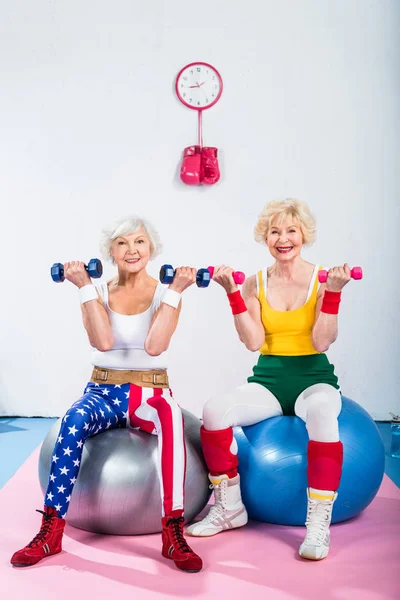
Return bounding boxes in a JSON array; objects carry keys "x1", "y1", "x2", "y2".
[{"x1": 233, "y1": 397, "x2": 385, "y2": 525}]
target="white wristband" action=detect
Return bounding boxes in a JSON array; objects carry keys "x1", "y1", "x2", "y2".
[
  {"x1": 162, "y1": 288, "x2": 181, "y2": 309},
  {"x1": 79, "y1": 284, "x2": 98, "y2": 305}
]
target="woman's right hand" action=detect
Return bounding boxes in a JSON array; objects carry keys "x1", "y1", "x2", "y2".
[
  {"x1": 63, "y1": 262, "x2": 92, "y2": 289},
  {"x1": 168, "y1": 266, "x2": 197, "y2": 293},
  {"x1": 211, "y1": 265, "x2": 238, "y2": 294}
]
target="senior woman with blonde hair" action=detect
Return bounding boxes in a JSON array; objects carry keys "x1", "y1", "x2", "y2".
[
  {"x1": 187, "y1": 199, "x2": 351, "y2": 561},
  {"x1": 11, "y1": 216, "x2": 202, "y2": 573}
]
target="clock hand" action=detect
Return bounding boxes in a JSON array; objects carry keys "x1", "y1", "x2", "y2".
[{"x1": 188, "y1": 84, "x2": 199, "y2": 88}]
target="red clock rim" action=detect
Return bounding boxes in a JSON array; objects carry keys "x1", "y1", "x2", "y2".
[{"x1": 175, "y1": 62, "x2": 223, "y2": 111}]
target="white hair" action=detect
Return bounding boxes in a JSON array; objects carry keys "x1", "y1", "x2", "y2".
[{"x1": 100, "y1": 216, "x2": 162, "y2": 263}]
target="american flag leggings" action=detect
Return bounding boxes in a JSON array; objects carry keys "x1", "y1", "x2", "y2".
[{"x1": 44, "y1": 381, "x2": 186, "y2": 518}]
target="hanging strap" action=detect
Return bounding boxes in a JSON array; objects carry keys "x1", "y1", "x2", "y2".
[{"x1": 197, "y1": 109, "x2": 203, "y2": 149}]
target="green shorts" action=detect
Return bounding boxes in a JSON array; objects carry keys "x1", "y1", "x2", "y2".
[{"x1": 247, "y1": 354, "x2": 340, "y2": 416}]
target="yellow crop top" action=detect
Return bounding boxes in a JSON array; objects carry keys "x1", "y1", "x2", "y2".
[{"x1": 257, "y1": 265, "x2": 322, "y2": 356}]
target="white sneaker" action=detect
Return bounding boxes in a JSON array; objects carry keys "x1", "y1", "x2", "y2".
[
  {"x1": 299, "y1": 488, "x2": 337, "y2": 560},
  {"x1": 186, "y1": 474, "x2": 248, "y2": 537}
]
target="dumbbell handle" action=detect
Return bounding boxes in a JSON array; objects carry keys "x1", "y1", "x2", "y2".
[
  {"x1": 207, "y1": 266, "x2": 246, "y2": 285},
  {"x1": 159, "y1": 264, "x2": 210, "y2": 288},
  {"x1": 318, "y1": 266, "x2": 363, "y2": 284},
  {"x1": 51, "y1": 258, "x2": 103, "y2": 283}
]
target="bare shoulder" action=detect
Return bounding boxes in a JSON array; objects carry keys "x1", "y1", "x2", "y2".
[
  {"x1": 242, "y1": 273, "x2": 258, "y2": 299},
  {"x1": 106, "y1": 278, "x2": 117, "y2": 292}
]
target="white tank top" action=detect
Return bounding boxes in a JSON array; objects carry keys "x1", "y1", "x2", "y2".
[{"x1": 91, "y1": 281, "x2": 168, "y2": 370}]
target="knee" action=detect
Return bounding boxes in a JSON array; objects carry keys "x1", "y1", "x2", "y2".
[
  {"x1": 61, "y1": 406, "x2": 91, "y2": 433},
  {"x1": 305, "y1": 400, "x2": 340, "y2": 442},
  {"x1": 151, "y1": 395, "x2": 182, "y2": 423},
  {"x1": 307, "y1": 400, "x2": 337, "y2": 423},
  {"x1": 202, "y1": 395, "x2": 232, "y2": 431}
]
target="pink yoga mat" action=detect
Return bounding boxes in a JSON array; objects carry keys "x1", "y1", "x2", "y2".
[{"x1": 1, "y1": 447, "x2": 399, "y2": 600}]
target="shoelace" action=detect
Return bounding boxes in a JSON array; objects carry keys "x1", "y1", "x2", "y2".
[
  {"x1": 166, "y1": 516, "x2": 192, "y2": 553},
  {"x1": 27, "y1": 510, "x2": 56, "y2": 548},
  {"x1": 201, "y1": 481, "x2": 228, "y2": 524},
  {"x1": 304, "y1": 499, "x2": 332, "y2": 545},
  {"x1": 201, "y1": 503, "x2": 225, "y2": 523}
]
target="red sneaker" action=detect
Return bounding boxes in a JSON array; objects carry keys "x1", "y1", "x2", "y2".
[
  {"x1": 161, "y1": 510, "x2": 202, "y2": 573},
  {"x1": 11, "y1": 506, "x2": 66, "y2": 567}
]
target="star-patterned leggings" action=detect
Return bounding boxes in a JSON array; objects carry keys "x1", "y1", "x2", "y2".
[{"x1": 44, "y1": 381, "x2": 186, "y2": 518}]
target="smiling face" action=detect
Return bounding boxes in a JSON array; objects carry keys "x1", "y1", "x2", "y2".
[
  {"x1": 110, "y1": 228, "x2": 152, "y2": 273},
  {"x1": 266, "y1": 217, "x2": 304, "y2": 262}
]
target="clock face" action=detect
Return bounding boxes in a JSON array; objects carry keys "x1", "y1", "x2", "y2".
[{"x1": 175, "y1": 62, "x2": 223, "y2": 110}]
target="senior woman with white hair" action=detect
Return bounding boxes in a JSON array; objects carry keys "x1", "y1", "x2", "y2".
[
  {"x1": 187, "y1": 199, "x2": 351, "y2": 561},
  {"x1": 11, "y1": 216, "x2": 202, "y2": 573}
]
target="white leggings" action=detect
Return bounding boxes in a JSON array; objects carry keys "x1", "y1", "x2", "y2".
[{"x1": 202, "y1": 382, "x2": 342, "y2": 443}]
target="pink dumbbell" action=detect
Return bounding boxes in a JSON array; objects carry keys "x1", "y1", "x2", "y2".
[
  {"x1": 207, "y1": 266, "x2": 246, "y2": 285},
  {"x1": 318, "y1": 266, "x2": 363, "y2": 283}
]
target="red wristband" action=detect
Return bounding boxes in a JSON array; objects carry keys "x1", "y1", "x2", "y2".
[
  {"x1": 227, "y1": 290, "x2": 247, "y2": 315},
  {"x1": 321, "y1": 290, "x2": 342, "y2": 315}
]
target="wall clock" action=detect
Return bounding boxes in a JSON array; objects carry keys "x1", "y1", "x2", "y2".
[{"x1": 175, "y1": 62, "x2": 223, "y2": 110}]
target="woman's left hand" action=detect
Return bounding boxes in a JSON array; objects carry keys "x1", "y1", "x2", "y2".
[
  {"x1": 211, "y1": 265, "x2": 238, "y2": 294},
  {"x1": 325, "y1": 263, "x2": 352, "y2": 292}
]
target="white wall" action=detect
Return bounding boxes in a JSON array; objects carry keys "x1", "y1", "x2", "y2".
[{"x1": 0, "y1": 0, "x2": 399, "y2": 420}]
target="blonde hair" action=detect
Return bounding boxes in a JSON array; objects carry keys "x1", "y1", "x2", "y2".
[
  {"x1": 254, "y1": 198, "x2": 316, "y2": 246},
  {"x1": 100, "y1": 216, "x2": 162, "y2": 263}
]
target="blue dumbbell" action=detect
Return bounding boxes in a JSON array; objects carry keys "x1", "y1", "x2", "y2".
[
  {"x1": 51, "y1": 258, "x2": 103, "y2": 283},
  {"x1": 159, "y1": 264, "x2": 211, "y2": 288}
]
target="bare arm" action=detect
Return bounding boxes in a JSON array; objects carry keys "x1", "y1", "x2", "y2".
[
  {"x1": 233, "y1": 275, "x2": 266, "y2": 351},
  {"x1": 311, "y1": 285, "x2": 338, "y2": 352},
  {"x1": 81, "y1": 298, "x2": 114, "y2": 352},
  {"x1": 144, "y1": 267, "x2": 196, "y2": 357},
  {"x1": 144, "y1": 302, "x2": 182, "y2": 356},
  {"x1": 211, "y1": 266, "x2": 265, "y2": 352},
  {"x1": 312, "y1": 264, "x2": 351, "y2": 352},
  {"x1": 63, "y1": 261, "x2": 114, "y2": 352}
]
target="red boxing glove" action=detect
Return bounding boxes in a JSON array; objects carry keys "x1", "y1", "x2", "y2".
[
  {"x1": 200, "y1": 147, "x2": 220, "y2": 185},
  {"x1": 180, "y1": 145, "x2": 202, "y2": 185},
  {"x1": 321, "y1": 290, "x2": 341, "y2": 315}
]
